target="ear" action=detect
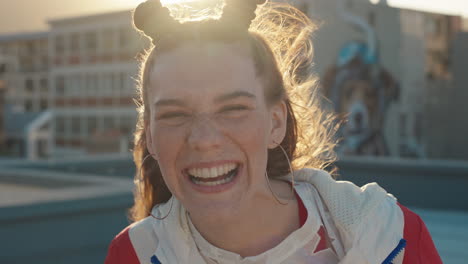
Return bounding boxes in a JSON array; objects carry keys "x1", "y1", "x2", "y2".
[
  {"x1": 268, "y1": 100, "x2": 288, "y2": 149},
  {"x1": 145, "y1": 121, "x2": 157, "y2": 159}
]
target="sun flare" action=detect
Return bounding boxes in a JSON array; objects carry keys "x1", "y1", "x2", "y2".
[{"x1": 161, "y1": 0, "x2": 198, "y2": 4}]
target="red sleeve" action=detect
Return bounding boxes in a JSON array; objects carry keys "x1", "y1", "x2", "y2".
[
  {"x1": 105, "y1": 226, "x2": 140, "y2": 264},
  {"x1": 398, "y1": 204, "x2": 443, "y2": 264}
]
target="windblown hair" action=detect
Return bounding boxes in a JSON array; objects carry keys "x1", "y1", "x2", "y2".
[{"x1": 130, "y1": 0, "x2": 340, "y2": 221}]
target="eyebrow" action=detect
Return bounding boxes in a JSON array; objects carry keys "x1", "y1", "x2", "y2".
[
  {"x1": 214, "y1": 91, "x2": 256, "y2": 103},
  {"x1": 153, "y1": 91, "x2": 256, "y2": 108},
  {"x1": 153, "y1": 98, "x2": 185, "y2": 108}
]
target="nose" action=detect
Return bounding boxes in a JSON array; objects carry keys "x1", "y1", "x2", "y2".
[{"x1": 187, "y1": 115, "x2": 222, "y2": 151}]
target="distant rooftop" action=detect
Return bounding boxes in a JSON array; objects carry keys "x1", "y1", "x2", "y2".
[
  {"x1": 48, "y1": 9, "x2": 131, "y2": 27},
  {"x1": 0, "y1": 31, "x2": 49, "y2": 43}
]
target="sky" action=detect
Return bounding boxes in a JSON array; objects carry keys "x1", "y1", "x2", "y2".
[
  {"x1": 384, "y1": 0, "x2": 468, "y2": 17},
  {"x1": 0, "y1": 0, "x2": 466, "y2": 35}
]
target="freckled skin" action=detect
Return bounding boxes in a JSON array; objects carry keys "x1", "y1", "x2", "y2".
[
  {"x1": 145, "y1": 42, "x2": 298, "y2": 256},
  {"x1": 146, "y1": 42, "x2": 287, "y2": 214}
]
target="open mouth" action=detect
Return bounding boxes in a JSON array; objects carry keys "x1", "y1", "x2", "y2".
[{"x1": 186, "y1": 163, "x2": 239, "y2": 187}]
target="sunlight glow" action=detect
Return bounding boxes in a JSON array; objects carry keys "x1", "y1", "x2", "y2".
[
  {"x1": 371, "y1": 0, "x2": 468, "y2": 17},
  {"x1": 121, "y1": 0, "x2": 199, "y2": 7},
  {"x1": 161, "y1": 0, "x2": 197, "y2": 4}
]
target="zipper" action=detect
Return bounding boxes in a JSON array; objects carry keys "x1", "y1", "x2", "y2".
[{"x1": 382, "y1": 238, "x2": 406, "y2": 264}]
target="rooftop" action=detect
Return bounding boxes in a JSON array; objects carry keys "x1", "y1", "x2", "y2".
[{"x1": 0, "y1": 31, "x2": 49, "y2": 44}]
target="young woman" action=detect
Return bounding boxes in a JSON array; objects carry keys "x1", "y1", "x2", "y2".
[{"x1": 105, "y1": 0, "x2": 442, "y2": 263}]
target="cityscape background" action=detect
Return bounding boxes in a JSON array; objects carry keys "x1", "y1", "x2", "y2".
[{"x1": 0, "y1": 0, "x2": 467, "y2": 263}]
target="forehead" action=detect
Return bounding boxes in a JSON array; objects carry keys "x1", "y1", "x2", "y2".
[{"x1": 147, "y1": 42, "x2": 263, "y2": 101}]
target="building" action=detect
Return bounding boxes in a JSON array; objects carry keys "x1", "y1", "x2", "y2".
[
  {"x1": 1, "y1": 1, "x2": 467, "y2": 160},
  {"x1": 424, "y1": 32, "x2": 468, "y2": 160},
  {"x1": 292, "y1": 0, "x2": 466, "y2": 160},
  {"x1": 0, "y1": 32, "x2": 51, "y2": 158},
  {"x1": 48, "y1": 10, "x2": 150, "y2": 158},
  {"x1": 0, "y1": 9, "x2": 151, "y2": 159}
]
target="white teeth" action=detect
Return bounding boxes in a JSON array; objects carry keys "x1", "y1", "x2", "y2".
[
  {"x1": 210, "y1": 167, "x2": 217, "y2": 177},
  {"x1": 191, "y1": 172, "x2": 236, "y2": 186},
  {"x1": 187, "y1": 163, "x2": 237, "y2": 178}
]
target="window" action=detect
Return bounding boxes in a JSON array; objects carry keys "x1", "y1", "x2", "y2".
[
  {"x1": 40, "y1": 99, "x2": 48, "y2": 110},
  {"x1": 102, "y1": 28, "x2": 116, "y2": 51},
  {"x1": 39, "y1": 39, "x2": 48, "y2": 54},
  {"x1": 69, "y1": 75, "x2": 80, "y2": 97},
  {"x1": 55, "y1": 35, "x2": 65, "y2": 55},
  {"x1": 87, "y1": 116, "x2": 98, "y2": 135},
  {"x1": 24, "y1": 99, "x2": 33, "y2": 112},
  {"x1": 70, "y1": 33, "x2": 80, "y2": 52},
  {"x1": 119, "y1": 116, "x2": 135, "y2": 135},
  {"x1": 64, "y1": 77, "x2": 72, "y2": 98},
  {"x1": 0, "y1": 63, "x2": 6, "y2": 74},
  {"x1": 85, "y1": 31, "x2": 97, "y2": 53},
  {"x1": 101, "y1": 74, "x2": 111, "y2": 96},
  {"x1": 56, "y1": 76, "x2": 65, "y2": 96},
  {"x1": 120, "y1": 73, "x2": 128, "y2": 95},
  {"x1": 113, "y1": 73, "x2": 121, "y2": 97},
  {"x1": 20, "y1": 57, "x2": 34, "y2": 72},
  {"x1": 71, "y1": 116, "x2": 81, "y2": 136},
  {"x1": 103, "y1": 116, "x2": 116, "y2": 131},
  {"x1": 25, "y1": 41, "x2": 35, "y2": 55},
  {"x1": 40, "y1": 78, "x2": 48, "y2": 93},
  {"x1": 86, "y1": 74, "x2": 98, "y2": 96},
  {"x1": 25, "y1": 78, "x2": 34, "y2": 94},
  {"x1": 40, "y1": 55, "x2": 49, "y2": 69},
  {"x1": 56, "y1": 117, "x2": 65, "y2": 135},
  {"x1": 119, "y1": 27, "x2": 131, "y2": 49}
]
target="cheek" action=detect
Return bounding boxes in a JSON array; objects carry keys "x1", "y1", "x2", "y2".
[
  {"x1": 220, "y1": 112, "x2": 271, "y2": 158},
  {"x1": 151, "y1": 124, "x2": 185, "y2": 170}
]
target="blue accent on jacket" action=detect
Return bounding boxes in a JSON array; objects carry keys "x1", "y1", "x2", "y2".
[
  {"x1": 151, "y1": 255, "x2": 161, "y2": 264},
  {"x1": 382, "y1": 239, "x2": 407, "y2": 264}
]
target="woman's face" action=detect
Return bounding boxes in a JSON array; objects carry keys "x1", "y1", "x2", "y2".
[{"x1": 145, "y1": 42, "x2": 286, "y2": 214}]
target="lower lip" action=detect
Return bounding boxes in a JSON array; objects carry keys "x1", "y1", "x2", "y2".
[{"x1": 185, "y1": 167, "x2": 240, "y2": 194}]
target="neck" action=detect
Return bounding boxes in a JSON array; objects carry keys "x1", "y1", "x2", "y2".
[{"x1": 188, "y1": 180, "x2": 299, "y2": 257}]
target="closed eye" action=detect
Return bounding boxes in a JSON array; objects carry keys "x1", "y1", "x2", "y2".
[
  {"x1": 219, "y1": 105, "x2": 250, "y2": 113},
  {"x1": 156, "y1": 111, "x2": 192, "y2": 126},
  {"x1": 158, "y1": 112, "x2": 190, "y2": 119},
  {"x1": 217, "y1": 105, "x2": 252, "y2": 119}
]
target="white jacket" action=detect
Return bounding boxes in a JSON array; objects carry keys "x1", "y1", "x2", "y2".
[{"x1": 126, "y1": 168, "x2": 405, "y2": 264}]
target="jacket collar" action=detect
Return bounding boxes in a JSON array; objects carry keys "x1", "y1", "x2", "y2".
[
  {"x1": 280, "y1": 168, "x2": 405, "y2": 264},
  {"x1": 150, "y1": 168, "x2": 405, "y2": 264}
]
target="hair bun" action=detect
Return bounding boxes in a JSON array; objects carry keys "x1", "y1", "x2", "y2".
[
  {"x1": 133, "y1": 1, "x2": 159, "y2": 33},
  {"x1": 133, "y1": 0, "x2": 179, "y2": 41}
]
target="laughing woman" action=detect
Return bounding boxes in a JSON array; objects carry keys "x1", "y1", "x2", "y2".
[{"x1": 105, "y1": 0, "x2": 441, "y2": 263}]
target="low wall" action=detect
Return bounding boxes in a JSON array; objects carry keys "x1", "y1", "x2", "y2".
[
  {"x1": 337, "y1": 157, "x2": 468, "y2": 211},
  {"x1": 0, "y1": 193, "x2": 133, "y2": 264}
]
